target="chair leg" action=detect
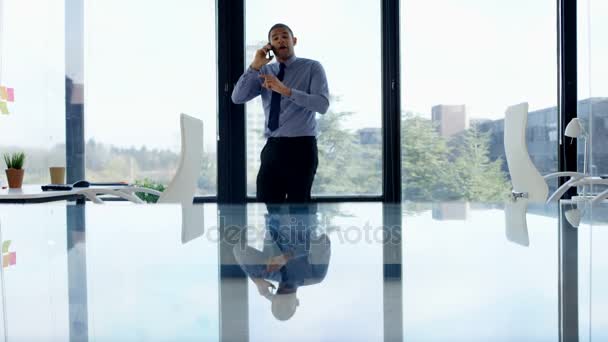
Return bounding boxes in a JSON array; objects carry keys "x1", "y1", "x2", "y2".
[
  {"x1": 592, "y1": 188, "x2": 608, "y2": 205},
  {"x1": 547, "y1": 178, "x2": 579, "y2": 203}
]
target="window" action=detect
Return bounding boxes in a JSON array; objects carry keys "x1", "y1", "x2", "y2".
[
  {"x1": 0, "y1": 0, "x2": 65, "y2": 185},
  {"x1": 245, "y1": 0, "x2": 382, "y2": 197},
  {"x1": 84, "y1": 0, "x2": 217, "y2": 195},
  {"x1": 578, "y1": 0, "x2": 608, "y2": 180},
  {"x1": 401, "y1": 0, "x2": 558, "y2": 201}
]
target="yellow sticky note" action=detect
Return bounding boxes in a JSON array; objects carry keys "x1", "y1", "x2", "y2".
[
  {"x1": 2, "y1": 240, "x2": 10, "y2": 253},
  {"x1": 0, "y1": 102, "x2": 9, "y2": 115},
  {"x1": 2, "y1": 254, "x2": 9, "y2": 268},
  {"x1": 0, "y1": 87, "x2": 6, "y2": 100}
]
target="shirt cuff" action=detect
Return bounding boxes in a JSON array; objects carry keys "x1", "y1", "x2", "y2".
[
  {"x1": 247, "y1": 66, "x2": 260, "y2": 73},
  {"x1": 288, "y1": 88, "x2": 306, "y2": 104}
]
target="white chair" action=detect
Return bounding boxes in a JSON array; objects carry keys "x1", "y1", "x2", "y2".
[
  {"x1": 83, "y1": 113, "x2": 204, "y2": 205},
  {"x1": 504, "y1": 103, "x2": 591, "y2": 203}
]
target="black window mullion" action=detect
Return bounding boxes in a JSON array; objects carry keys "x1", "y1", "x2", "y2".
[
  {"x1": 382, "y1": 0, "x2": 401, "y2": 203},
  {"x1": 557, "y1": 0, "x2": 578, "y2": 196},
  {"x1": 217, "y1": 0, "x2": 246, "y2": 204}
]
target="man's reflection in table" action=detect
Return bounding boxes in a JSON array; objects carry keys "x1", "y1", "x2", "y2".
[{"x1": 233, "y1": 203, "x2": 331, "y2": 321}]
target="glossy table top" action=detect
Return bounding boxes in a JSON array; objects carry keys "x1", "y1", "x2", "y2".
[{"x1": 0, "y1": 201, "x2": 604, "y2": 341}]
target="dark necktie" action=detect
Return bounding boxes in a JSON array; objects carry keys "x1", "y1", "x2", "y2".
[{"x1": 268, "y1": 63, "x2": 286, "y2": 131}]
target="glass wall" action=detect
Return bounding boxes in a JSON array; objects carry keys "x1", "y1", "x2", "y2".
[
  {"x1": 0, "y1": 0, "x2": 65, "y2": 185},
  {"x1": 84, "y1": 0, "x2": 217, "y2": 195},
  {"x1": 578, "y1": 2, "x2": 608, "y2": 340},
  {"x1": 578, "y1": 0, "x2": 608, "y2": 188},
  {"x1": 245, "y1": 0, "x2": 382, "y2": 197},
  {"x1": 400, "y1": 0, "x2": 558, "y2": 201}
]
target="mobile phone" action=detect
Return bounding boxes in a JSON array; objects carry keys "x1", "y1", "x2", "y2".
[{"x1": 267, "y1": 42, "x2": 274, "y2": 60}]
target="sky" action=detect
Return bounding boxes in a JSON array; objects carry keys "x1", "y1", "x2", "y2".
[{"x1": 0, "y1": 0, "x2": 608, "y2": 152}]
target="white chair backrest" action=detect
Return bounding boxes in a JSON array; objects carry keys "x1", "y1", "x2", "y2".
[
  {"x1": 504, "y1": 103, "x2": 548, "y2": 202},
  {"x1": 158, "y1": 114, "x2": 204, "y2": 204}
]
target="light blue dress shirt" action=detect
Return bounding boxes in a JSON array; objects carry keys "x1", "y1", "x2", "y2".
[{"x1": 231, "y1": 55, "x2": 330, "y2": 137}]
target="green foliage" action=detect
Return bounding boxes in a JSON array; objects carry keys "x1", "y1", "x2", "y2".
[
  {"x1": 3, "y1": 152, "x2": 25, "y2": 170},
  {"x1": 401, "y1": 113, "x2": 457, "y2": 201},
  {"x1": 313, "y1": 110, "x2": 382, "y2": 195},
  {"x1": 448, "y1": 124, "x2": 510, "y2": 202},
  {"x1": 401, "y1": 113, "x2": 510, "y2": 202},
  {"x1": 134, "y1": 178, "x2": 166, "y2": 203}
]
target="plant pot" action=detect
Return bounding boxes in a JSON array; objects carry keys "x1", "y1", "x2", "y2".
[{"x1": 5, "y1": 169, "x2": 24, "y2": 189}]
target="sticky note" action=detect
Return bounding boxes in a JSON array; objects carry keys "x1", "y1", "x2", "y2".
[
  {"x1": 2, "y1": 253, "x2": 16, "y2": 268},
  {"x1": 0, "y1": 102, "x2": 9, "y2": 115},
  {"x1": 0, "y1": 87, "x2": 6, "y2": 100},
  {"x1": 2, "y1": 240, "x2": 10, "y2": 253},
  {"x1": 6, "y1": 88, "x2": 14, "y2": 102}
]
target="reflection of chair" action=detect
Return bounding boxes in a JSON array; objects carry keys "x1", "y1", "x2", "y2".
[
  {"x1": 504, "y1": 103, "x2": 589, "y2": 203},
  {"x1": 504, "y1": 199, "x2": 530, "y2": 246},
  {"x1": 86, "y1": 113, "x2": 204, "y2": 204}
]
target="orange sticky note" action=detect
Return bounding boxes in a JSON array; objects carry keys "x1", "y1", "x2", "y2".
[
  {"x1": 0, "y1": 87, "x2": 6, "y2": 100},
  {"x1": 6, "y1": 88, "x2": 14, "y2": 102},
  {"x1": 2, "y1": 253, "x2": 16, "y2": 268},
  {"x1": 0, "y1": 102, "x2": 9, "y2": 115}
]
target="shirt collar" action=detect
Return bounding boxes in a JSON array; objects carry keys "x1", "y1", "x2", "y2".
[{"x1": 280, "y1": 55, "x2": 297, "y2": 68}]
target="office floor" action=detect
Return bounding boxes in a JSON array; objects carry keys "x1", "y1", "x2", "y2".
[{"x1": 0, "y1": 201, "x2": 605, "y2": 341}]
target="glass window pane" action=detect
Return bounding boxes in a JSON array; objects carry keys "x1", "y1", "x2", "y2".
[
  {"x1": 578, "y1": 1, "x2": 608, "y2": 340},
  {"x1": 0, "y1": 0, "x2": 65, "y2": 186},
  {"x1": 245, "y1": 0, "x2": 382, "y2": 197},
  {"x1": 401, "y1": 0, "x2": 557, "y2": 201},
  {"x1": 578, "y1": 0, "x2": 608, "y2": 187},
  {"x1": 84, "y1": 0, "x2": 217, "y2": 195}
]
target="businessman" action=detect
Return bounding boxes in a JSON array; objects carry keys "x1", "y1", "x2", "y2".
[{"x1": 232, "y1": 23, "x2": 330, "y2": 204}]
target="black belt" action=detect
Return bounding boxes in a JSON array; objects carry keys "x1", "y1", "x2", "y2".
[{"x1": 267, "y1": 136, "x2": 316, "y2": 143}]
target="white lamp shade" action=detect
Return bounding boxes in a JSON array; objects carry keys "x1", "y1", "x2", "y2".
[
  {"x1": 565, "y1": 118, "x2": 583, "y2": 138},
  {"x1": 565, "y1": 208, "x2": 582, "y2": 228}
]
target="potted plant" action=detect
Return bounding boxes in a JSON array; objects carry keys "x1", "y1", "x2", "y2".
[{"x1": 3, "y1": 152, "x2": 25, "y2": 189}]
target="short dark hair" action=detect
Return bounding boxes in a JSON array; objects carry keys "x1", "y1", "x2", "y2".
[{"x1": 268, "y1": 23, "x2": 294, "y2": 41}]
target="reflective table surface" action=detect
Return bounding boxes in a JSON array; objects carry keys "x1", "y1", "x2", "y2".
[{"x1": 0, "y1": 201, "x2": 605, "y2": 341}]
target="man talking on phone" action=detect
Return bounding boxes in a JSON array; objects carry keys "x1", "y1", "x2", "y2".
[{"x1": 232, "y1": 23, "x2": 330, "y2": 204}]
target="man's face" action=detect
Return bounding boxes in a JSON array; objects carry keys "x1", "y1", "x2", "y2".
[{"x1": 269, "y1": 27, "x2": 296, "y2": 60}]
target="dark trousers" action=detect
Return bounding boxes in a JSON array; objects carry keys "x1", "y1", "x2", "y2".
[{"x1": 256, "y1": 136, "x2": 318, "y2": 205}]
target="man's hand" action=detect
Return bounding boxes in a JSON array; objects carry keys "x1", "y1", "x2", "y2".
[
  {"x1": 259, "y1": 74, "x2": 292, "y2": 97},
  {"x1": 253, "y1": 278, "x2": 275, "y2": 299},
  {"x1": 266, "y1": 254, "x2": 290, "y2": 273},
  {"x1": 250, "y1": 44, "x2": 273, "y2": 71}
]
